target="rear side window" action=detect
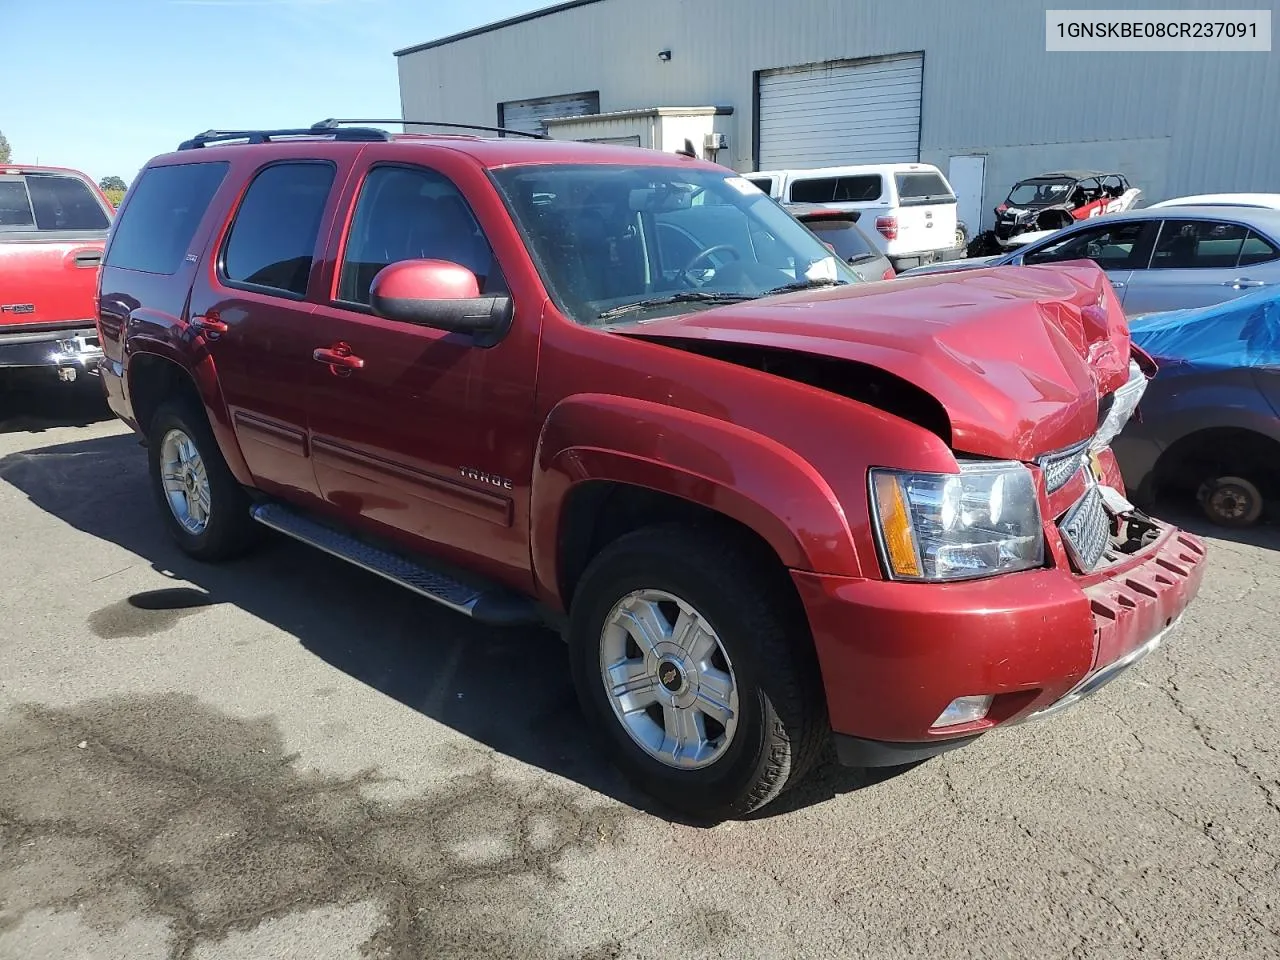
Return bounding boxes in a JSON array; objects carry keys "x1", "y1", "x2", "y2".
[
  {"x1": 1238, "y1": 230, "x2": 1279, "y2": 267},
  {"x1": 1151, "y1": 220, "x2": 1248, "y2": 269},
  {"x1": 788, "y1": 175, "x2": 882, "y2": 204},
  {"x1": 802, "y1": 218, "x2": 877, "y2": 261},
  {"x1": 0, "y1": 174, "x2": 110, "y2": 231},
  {"x1": 105, "y1": 162, "x2": 229, "y2": 275},
  {"x1": 895, "y1": 172, "x2": 955, "y2": 205},
  {"x1": 222, "y1": 162, "x2": 335, "y2": 298},
  {"x1": 746, "y1": 178, "x2": 774, "y2": 194}
]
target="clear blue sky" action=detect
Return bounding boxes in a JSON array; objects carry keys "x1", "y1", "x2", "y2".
[{"x1": 0, "y1": 0, "x2": 543, "y2": 186}]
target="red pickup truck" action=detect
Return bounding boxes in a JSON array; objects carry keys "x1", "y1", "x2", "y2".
[
  {"x1": 1, "y1": 165, "x2": 112, "y2": 381},
  {"x1": 96, "y1": 123, "x2": 1206, "y2": 819}
]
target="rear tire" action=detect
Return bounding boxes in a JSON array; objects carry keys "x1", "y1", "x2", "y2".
[
  {"x1": 147, "y1": 398, "x2": 258, "y2": 561},
  {"x1": 568, "y1": 524, "x2": 828, "y2": 821}
]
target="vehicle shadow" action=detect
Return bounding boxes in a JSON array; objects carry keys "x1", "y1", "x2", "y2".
[
  {"x1": 1148, "y1": 498, "x2": 1280, "y2": 553},
  {"x1": 0, "y1": 432, "x2": 887, "y2": 823},
  {"x1": 0, "y1": 376, "x2": 113, "y2": 434}
]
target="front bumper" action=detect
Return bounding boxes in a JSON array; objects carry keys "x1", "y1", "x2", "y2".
[
  {"x1": 793, "y1": 518, "x2": 1206, "y2": 765},
  {"x1": 0, "y1": 325, "x2": 103, "y2": 372}
]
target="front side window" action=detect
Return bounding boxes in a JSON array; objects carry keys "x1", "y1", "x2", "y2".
[
  {"x1": 338, "y1": 165, "x2": 501, "y2": 306},
  {"x1": 491, "y1": 165, "x2": 857, "y2": 325},
  {"x1": 1023, "y1": 221, "x2": 1148, "y2": 269},
  {"x1": 222, "y1": 162, "x2": 334, "y2": 297},
  {"x1": 1150, "y1": 219, "x2": 1248, "y2": 269},
  {"x1": 105, "y1": 162, "x2": 229, "y2": 275}
]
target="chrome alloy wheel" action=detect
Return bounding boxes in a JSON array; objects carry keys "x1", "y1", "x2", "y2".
[
  {"x1": 159, "y1": 428, "x2": 212, "y2": 534},
  {"x1": 599, "y1": 589, "x2": 740, "y2": 770}
]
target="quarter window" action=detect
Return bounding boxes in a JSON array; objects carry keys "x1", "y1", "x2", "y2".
[
  {"x1": 1237, "y1": 230, "x2": 1279, "y2": 267},
  {"x1": 1151, "y1": 219, "x2": 1248, "y2": 269},
  {"x1": 104, "y1": 162, "x2": 229, "y2": 275},
  {"x1": 222, "y1": 162, "x2": 334, "y2": 297},
  {"x1": 1022, "y1": 222, "x2": 1148, "y2": 269},
  {"x1": 337, "y1": 165, "x2": 501, "y2": 306}
]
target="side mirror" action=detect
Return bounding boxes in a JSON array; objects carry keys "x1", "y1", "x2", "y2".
[{"x1": 369, "y1": 259, "x2": 513, "y2": 345}]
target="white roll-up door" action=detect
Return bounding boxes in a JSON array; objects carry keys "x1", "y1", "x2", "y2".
[
  {"x1": 498, "y1": 91, "x2": 600, "y2": 136},
  {"x1": 756, "y1": 54, "x2": 923, "y2": 169}
]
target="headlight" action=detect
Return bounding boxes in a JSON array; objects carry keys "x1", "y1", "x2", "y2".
[
  {"x1": 1090, "y1": 359, "x2": 1147, "y2": 453},
  {"x1": 870, "y1": 460, "x2": 1044, "y2": 581}
]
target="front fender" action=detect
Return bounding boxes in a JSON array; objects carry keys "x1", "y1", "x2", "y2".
[{"x1": 530, "y1": 394, "x2": 861, "y2": 606}]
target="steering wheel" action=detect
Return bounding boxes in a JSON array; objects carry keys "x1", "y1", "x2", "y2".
[{"x1": 681, "y1": 243, "x2": 741, "y2": 286}]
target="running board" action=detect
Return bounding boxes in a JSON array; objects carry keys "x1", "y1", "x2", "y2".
[{"x1": 250, "y1": 503, "x2": 540, "y2": 626}]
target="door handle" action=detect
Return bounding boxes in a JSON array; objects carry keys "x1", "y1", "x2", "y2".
[
  {"x1": 190, "y1": 315, "x2": 228, "y2": 338},
  {"x1": 1110, "y1": 281, "x2": 1126, "y2": 289},
  {"x1": 1223, "y1": 278, "x2": 1266, "y2": 289},
  {"x1": 313, "y1": 343, "x2": 365, "y2": 374}
]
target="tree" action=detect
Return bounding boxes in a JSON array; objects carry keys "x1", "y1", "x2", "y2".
[
  {"x1": 103, "y1": 187, "x2": 126, "y2": 208},
  {"x1": 0, "y1": 130, "x2": 11, "y2": 165},
  {"x1": 99, "y1": 175, "x2": 126, "y2": 192}
]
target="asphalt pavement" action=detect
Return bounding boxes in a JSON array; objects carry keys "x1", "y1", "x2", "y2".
[{"x1": 1, "y1": 382, "x2": 1277, "y2": 960}]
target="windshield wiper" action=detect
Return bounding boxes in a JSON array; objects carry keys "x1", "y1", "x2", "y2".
[
  {"x1": 596, "y1": 291, "x2": 755, "y2": 321},
  {"x1": 760, "y1": 278, "x2": 850, "y2": 297}
]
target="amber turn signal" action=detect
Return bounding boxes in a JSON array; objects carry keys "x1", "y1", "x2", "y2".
[{"x1": 872, "y1": 472, "x2": 922, "y2": 578}]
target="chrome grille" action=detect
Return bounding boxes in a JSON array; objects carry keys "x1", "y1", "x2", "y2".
[
  {"x1": 1058, "y1": 480, "x2": 1111, "y2": 572},
  {"x1": 1036, "y1": 439, "x2": 1089, "y2": 493}
]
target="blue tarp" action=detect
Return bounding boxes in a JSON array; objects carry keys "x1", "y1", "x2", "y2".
[{"x1": 1129, "y1": 285, "x2": 1280, "y2": 375}]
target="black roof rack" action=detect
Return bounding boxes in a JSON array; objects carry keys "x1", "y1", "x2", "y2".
[
  {"x1": 177, "y1": 126, "x2": 392, "y2": 151},
  {"x1": 313, "y1": 118, "x2": 549, "y2": 140},
  {"x1": 176, "y1": 118, "x2": 550, "y2": 152}
]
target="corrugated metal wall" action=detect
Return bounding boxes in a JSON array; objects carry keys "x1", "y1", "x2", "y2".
[{"x1": 397, "y1": 0, "x2": 1280, "y2": 224}]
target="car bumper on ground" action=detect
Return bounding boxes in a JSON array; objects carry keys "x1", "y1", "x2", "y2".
[
  {"x1": 0, "y1": 325, "x2": 103, "y2": 378},
  {"x1": 792, "y1": 518, "x2": 1207, "y2": 767}
]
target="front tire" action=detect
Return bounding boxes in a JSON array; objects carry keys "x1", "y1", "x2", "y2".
[
  {"x1": 568, "y1": 525, "x2": 827, "y2": 821},
  {"x1": 1198, "y1": 475, "x2": 1265, "y2": 528},
  {"x1": 147, "y1": 399, "x2": 258, "y2": 561}
]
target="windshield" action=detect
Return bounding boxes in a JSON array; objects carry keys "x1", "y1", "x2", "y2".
[
  {"x1": 1007, "y1": 179, "x2": 1073, "y2": 207},
  {"x1": 490, "y1": 164, "x2": 857, "y2": 325}
]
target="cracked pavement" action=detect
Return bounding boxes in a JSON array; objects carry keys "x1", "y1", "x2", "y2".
[{"x1": 1, "y1": 388, "x2": 1278, "y2": 959}]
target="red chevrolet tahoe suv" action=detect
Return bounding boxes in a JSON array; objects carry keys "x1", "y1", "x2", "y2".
[{"x1": 95, "y1": 121, "x2": 1206, "y2": 819}]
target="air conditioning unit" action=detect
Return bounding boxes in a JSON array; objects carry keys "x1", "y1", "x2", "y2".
[{"x1": 704, "y1": 133, "x2": 728, "y2": 151}]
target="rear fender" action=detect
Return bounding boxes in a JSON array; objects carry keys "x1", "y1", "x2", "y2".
[
  {"x1": 125, "y1": 331, "x2": 252, "y2": 486},
  {"x1": 530, "y1": 394, "x2": 860, "y2": 607}
]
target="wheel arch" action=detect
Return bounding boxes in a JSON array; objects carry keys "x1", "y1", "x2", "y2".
[
  {"x1": 125, "y1": 345, "x2": 252, "y2": 486},
  {"x1": 1152, "y1": 424, "x2": 1280, "y2": 496},
  {"x1": 530, "y1": 394, "x2": 862, "y2": 611}
]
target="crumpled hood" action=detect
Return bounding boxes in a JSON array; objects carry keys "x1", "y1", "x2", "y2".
[{"x1": 618, "y1": 263, "x2": 1132, "y2": 461}]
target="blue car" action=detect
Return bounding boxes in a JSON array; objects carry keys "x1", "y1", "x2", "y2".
[{"x1": 1113, "y1": 286, "x2": 1280, "y2": 527}]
